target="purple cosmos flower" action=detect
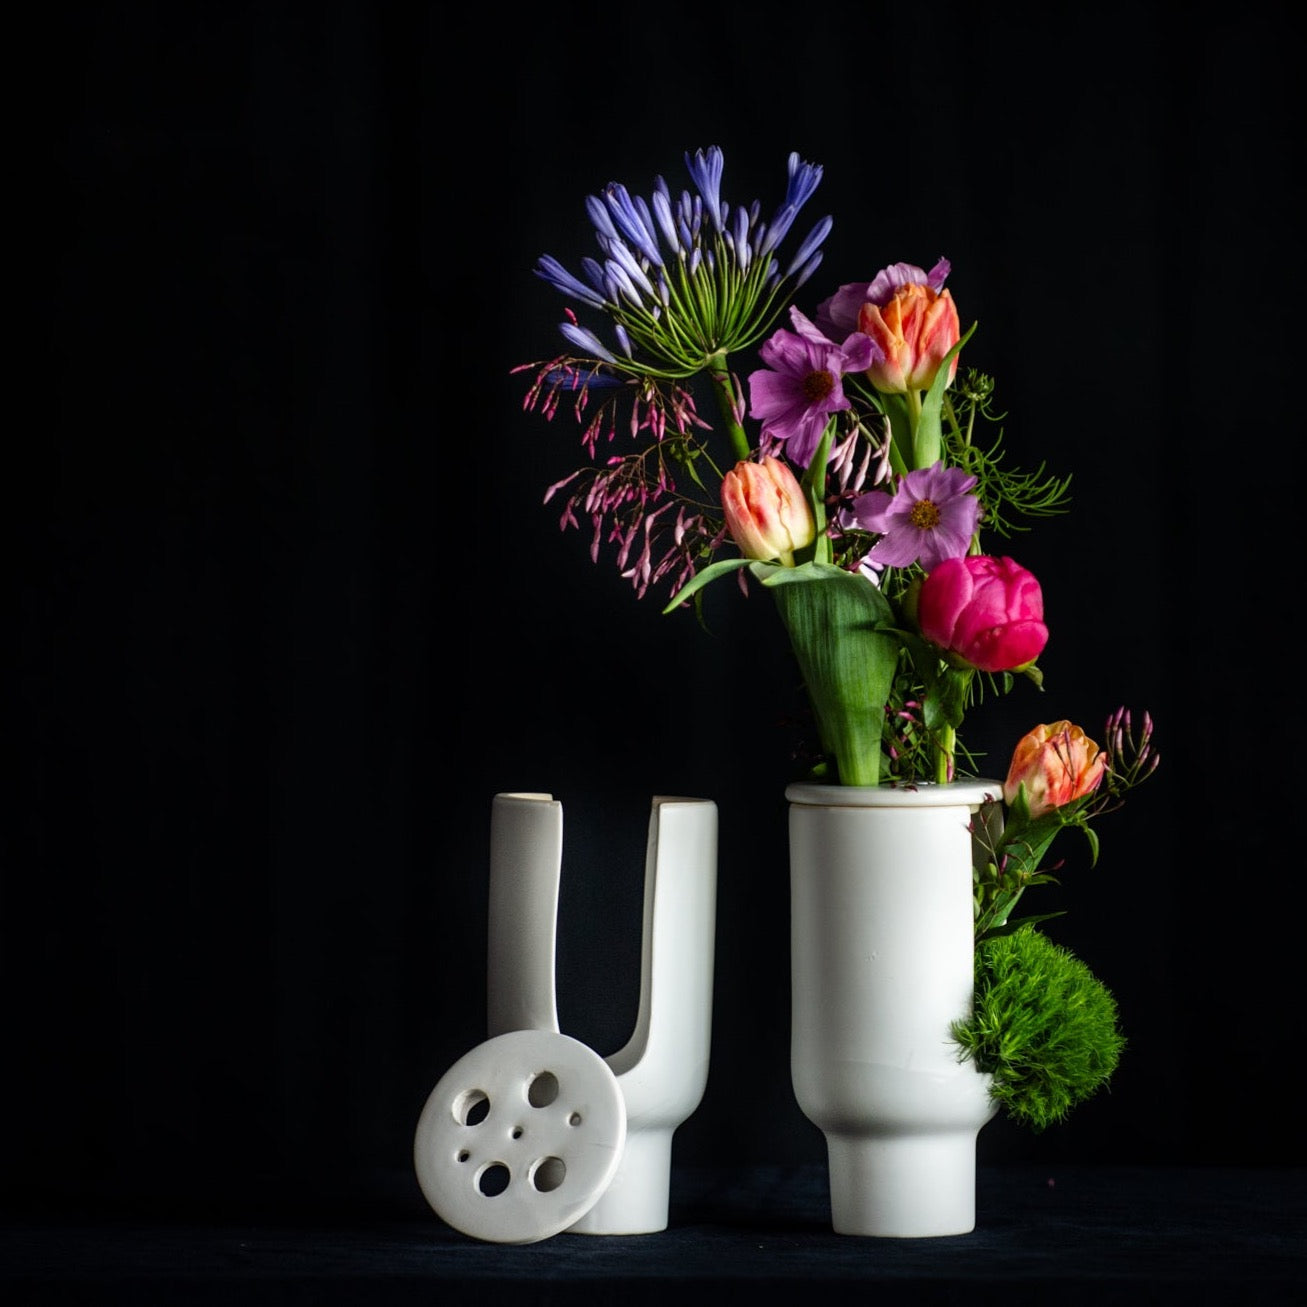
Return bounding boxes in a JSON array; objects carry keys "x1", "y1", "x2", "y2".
[
  {"x1": 747, "y1": 308, "x2": 879, "y2": 467},
  {"x1": 813, "y1": 257, "x2": 952, "y2": 343},
  {"x1": 844, "y1": 460, "x2": 980, "y2": 570}
]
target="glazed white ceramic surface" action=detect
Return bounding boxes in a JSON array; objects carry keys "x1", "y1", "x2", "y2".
[
  {"x1": 788, "y1": 780, "x2": 1000, "y2": 1237},
  {"x1": 412, "y1": 1029, "x2": 626, "y2": 1244},
  {"x1": 485, "y1": 792, "x2": 718, "y2": 1235}
]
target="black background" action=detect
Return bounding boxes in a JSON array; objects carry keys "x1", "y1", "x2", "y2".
[{"x1": 12, "y1": 1, "x2": 1303, "y2": 1224}]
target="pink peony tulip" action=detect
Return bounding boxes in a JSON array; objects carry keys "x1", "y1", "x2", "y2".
[
  {"x1": 1003, "y1": 721, "x2": 1108, "y2": 817},
  {"x1": 857, "y1": 282, "x2": 961, "y2": 395},
  {"x1": 721, "y1": 457, "x2": 815, "y2": 566},
  {"x1": 916, "y1": 554, "x2": 1048, "y2": 673}
]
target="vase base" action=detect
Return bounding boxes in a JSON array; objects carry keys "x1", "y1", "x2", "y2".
[
  {"x1": 566, "y1": 1129, "x2": 673, "y2": 1235},
  {"x1": 825, "y1": 1131, "x2": 980, "y2": 1237}
]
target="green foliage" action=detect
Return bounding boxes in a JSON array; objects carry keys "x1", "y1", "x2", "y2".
[
  {"x1": 760, "y1": 561, "x2": 900, "y2": 786},
  {"x1": 943, "y1": 369, "x2": 1074, "y2": 538},
  {"x1": 953, "y1": 925, "x2": 1125, "y2": 1132},
  {"x1": 972, "y1": 793, "x2": 1079, "y2": 942}
]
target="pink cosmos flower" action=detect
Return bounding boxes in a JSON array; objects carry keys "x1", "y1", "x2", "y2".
[
  {"x1": 747, "y1": 308, "x2": 878, "y2": 467},
  {"x1": 916, "y1": 554, "x2": 1048, "y2": 673},
  {"x1": 844, "y1": 461, "x2": 980, "y2": 570}
]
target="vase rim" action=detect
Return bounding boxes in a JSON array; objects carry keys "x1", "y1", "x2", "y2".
[{"x1": 786, "y1": 779, "x2": 1003, "y2": 809}]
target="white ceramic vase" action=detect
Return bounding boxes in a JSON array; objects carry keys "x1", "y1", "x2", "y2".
[
  {"x1": 414, "y1": 793, "x2": 717, "y2": 1244},
  {"x1": 787, "y1": 779, "x2": 1001, "y2": 1238},
  {"x1": 485, "y1": 791, "x2": 718, "y2": 1236}
]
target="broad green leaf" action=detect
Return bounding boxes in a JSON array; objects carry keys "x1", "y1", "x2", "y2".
[
  {"x1": 762, "y1": 563, "x2": 899, "y2": 786},
  {"x1": 662, "y1": 557, "x2": 753, "y2": 614}
]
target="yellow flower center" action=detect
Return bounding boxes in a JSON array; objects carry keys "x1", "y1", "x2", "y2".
[{"x1": 909, "y1": 498, "x2": 941, "y2": 529}]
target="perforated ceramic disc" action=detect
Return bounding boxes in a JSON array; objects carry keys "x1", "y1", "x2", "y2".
[{"x1": 413, "y1": 1029, "x2": 626, "y2": 1244}]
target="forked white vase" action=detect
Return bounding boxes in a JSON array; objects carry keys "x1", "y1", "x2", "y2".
[
  {"x1": 413, "y1": 792, "x2": 716, "y2": 1244},
  {"x1": 485, "y1": 792, "x2": 718, "y2": 1236},
  {"x1": 788, "y1": 779, "x2": 1001, "y2": 1238}
]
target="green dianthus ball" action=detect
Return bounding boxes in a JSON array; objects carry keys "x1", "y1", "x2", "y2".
[{"x1": 953, "y1": 924, "x2": 1126, "y2": 1132}]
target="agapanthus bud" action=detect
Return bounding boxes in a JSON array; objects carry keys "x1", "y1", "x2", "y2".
[
  {"x1": 721, "y1": 457, "x2": 815, "y2": 566},
  {"x1": 1004, "y1": 721, "x2": 1107, "y2": 818}
]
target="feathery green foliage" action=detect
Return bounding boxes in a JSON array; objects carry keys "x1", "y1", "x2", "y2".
[
  {"x1": 942, "y1": 369, "x2": 1074, "y2": 539},
  {"x1": 953, "y1": 924, "x2": 1125, "y2": 1131}
]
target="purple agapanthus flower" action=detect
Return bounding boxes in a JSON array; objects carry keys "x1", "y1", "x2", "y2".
[
  {"x1": 844, "y1": 460, "x2": 980, "y2": 570},
  {"x1": 532, "y1": 146, "x2": 833, "y2": 374},
  {"x1": 814, "y1": 257, "x2": 952, "y2": 343},
  {"x1": 747, "y1": 308, "x2": 879, "y2": 467}
]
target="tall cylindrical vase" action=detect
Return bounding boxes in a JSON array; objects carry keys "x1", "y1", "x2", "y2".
[{"x1": 788, "y1": 780, "x2": 1001, "y2": 1238}]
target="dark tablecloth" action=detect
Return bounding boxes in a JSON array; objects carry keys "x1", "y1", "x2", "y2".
[{"x1": 5, "y1": 1163, "x2": 1305, "y2": 1305}]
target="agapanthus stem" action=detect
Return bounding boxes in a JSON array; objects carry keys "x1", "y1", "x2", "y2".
[{"x1": 707, "y1": 352, "x2": 753, "y2": 463}]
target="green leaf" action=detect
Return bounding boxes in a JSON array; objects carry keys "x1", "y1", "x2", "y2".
[
  {"x1": 1006, "y1": 781, "x2": 1035, "y2": 826},
  {"x1": 798, "y1": 418, "x2": 836, "y2": 566},
  {"x1": 762, "y1": 563, "x2": 899, "y2": 786},
  {"x1": 915, "y1": 322, "x2": 977, "y2": 469},
  {"x1": 977, "y1": 910, "x2": 1066, "y2": 944},
  {"x1": 661, "y1": 557, "x2": 754, "y2": 614},
  {"x1": 922, "y1": 664, "x2": 970, "y2": 734},
  {"x1": 1000, "y1": 826, "x2": 1063, "y2": 880},
  {"x1": 1083, "y1": 824, "x2": 1100, "y2": 867}
]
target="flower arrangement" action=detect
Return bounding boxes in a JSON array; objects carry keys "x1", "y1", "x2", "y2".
[{"x1": 516, "y1": 146, "x2": 1159, "y2": 1130}]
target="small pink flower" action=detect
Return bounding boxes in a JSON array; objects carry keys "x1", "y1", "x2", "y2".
[
  {"x1": 1003, "y1": 721, "x2": 1107, "y2": 817},
  {"x1": 916, "y1": 555, "x2": 1048, "y2": 673},
  {"x1": 721, "y1": 457, "x2": 815, "y2": 566}
]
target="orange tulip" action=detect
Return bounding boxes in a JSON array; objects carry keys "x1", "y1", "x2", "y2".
[
  {"x1": 857, "y1": 282, "x2": 961, "y2": 395},
  {"x1": 1003, "y1": 721, "x2": 1107, "y2": 818}
]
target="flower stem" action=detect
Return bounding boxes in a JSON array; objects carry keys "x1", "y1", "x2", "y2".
[
  {"x1": 707, "y1": 352, "x2": 753, "y2": 463},
  {"x1": 936, "y1": 724, "x2": 956, "y2": 784},
  {"x1": 905, "y1": 387, "x2": 923, "y2": 442}
]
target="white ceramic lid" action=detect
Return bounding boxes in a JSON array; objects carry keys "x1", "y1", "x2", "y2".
[
  {"x1": 786, "y1": 778, "x2": 1002, "y2": 808},
  {"x1": 413, "y1": 1029, "x2": 626, "y2": 1244}
]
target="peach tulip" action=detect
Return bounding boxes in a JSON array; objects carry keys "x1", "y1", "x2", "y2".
[
  {"x1": 857, "y1": 282, "x2": 961, "y2": 395},
  {"x1": 721, "y1": 457, "x2": 815, "y2": 566},
  {"x1": 1003, "y1": 721, "x2": 1108, "y2": 818}
]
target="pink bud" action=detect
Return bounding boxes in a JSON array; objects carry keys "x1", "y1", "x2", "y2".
[
  {"x1": 916, "y1": 554, "x2": 1048, "y2": 673},
  {"x1": 721, "y1": 457, "x2": 815, "y2": 565},
  {"x1": 1003, "y1": 721, "x2": 1107, "y2": 817}
]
